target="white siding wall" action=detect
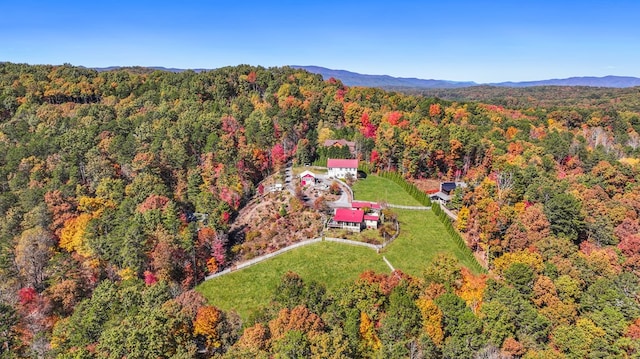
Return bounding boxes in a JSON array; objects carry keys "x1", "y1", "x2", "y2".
[{"x1": 328, "y1": 167, "x2": 357, "y2": 178}]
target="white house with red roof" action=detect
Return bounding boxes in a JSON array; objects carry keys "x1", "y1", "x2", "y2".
[
  {"x1": 329, "y1": 208, "x2": 364, "y2": 232},
  {"x1": 351, "y1": 201, "x2": 382, "y2": 229},
  {"x1": 327, "y1": 201, "x2": 384, "y2": 232},
  {"x1": 327, "y1": 158, "x2": 358, "y2": 179},
  {"x1": 299, "y1": 170, "x2": 316, "y2": 187}
]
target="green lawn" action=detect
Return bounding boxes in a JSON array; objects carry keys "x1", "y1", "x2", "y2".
[
  {"x1": 383, "y1": 209, "x2": 479, "y2": 276},
  {"x1": 351, "y1": 175, "x2": 422, "y2": 206},
  {"x1": 197, "y1": 241, "x2": 389, "y2": 319}
]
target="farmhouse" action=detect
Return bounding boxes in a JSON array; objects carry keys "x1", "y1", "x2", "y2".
[
  {"x1": 327, "y1": 158, "x2": 358, "y2": 179},
  {"x1": 299, "y1": 170, "x2": 316, "y2": 187},
  {"x1": 329, "y1": 208, "x2": 364, "y2": 232},
  {"x1": 326, "y1": 201, "x2": 383, "y2": 232}
]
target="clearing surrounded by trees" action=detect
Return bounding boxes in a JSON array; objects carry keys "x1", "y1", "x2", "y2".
[{"x1": 197, "y1": 175, "x2": 475, "y2": 318}]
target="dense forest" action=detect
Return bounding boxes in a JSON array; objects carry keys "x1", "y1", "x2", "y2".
[
  {"x1": 406, "y1": 85, "x2": 640, "y2": 112},
  {"x1": 1, "y1": 62, "x2": 640, "y2": 358}
]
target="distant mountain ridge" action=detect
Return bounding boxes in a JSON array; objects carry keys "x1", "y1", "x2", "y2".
[
  {"x1": 291, "y1": 65, "x2": 477, "y2": 89},
  {"x1": 293, "y1": 65, "x2": 640, "y2": 89},
  {"x1": 490, "y1": 75, "x2": 640, "y2": 88}
]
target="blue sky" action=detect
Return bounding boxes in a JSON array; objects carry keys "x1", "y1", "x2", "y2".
[{"x1": 2, "y1": 0, "x2": 639, "y2": 83}]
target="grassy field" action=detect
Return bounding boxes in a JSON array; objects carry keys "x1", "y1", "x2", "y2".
[
  {"x1": 351, "y1": 175, "x2": 422, "y2": 206},
  {"x1": 197, "y1": 174, "x2": 477, "y2": 318},
  {"x1": 197, "y1": 241, "x2": 389, "y2": 319},
  {"x1": 384, "y1": 209, "x2": 479, "y2": 276}
]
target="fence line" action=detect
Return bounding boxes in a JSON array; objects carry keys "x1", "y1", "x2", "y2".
[
  {"x1": 379, "y1": 171, "x2": 486, "y2": 273},
  {"x1": 205, "y1": 219, "x2": 401, "y2": 281},
  {"x1": 383, "y1": 256, "x2": 395, "y2": 272},
  {"x1": 387, "y1": 204, "x2": 431, "y2": 210},
  {"x1": 439, "y1": 203, "x2": 458, "y2": 220},
  {"x1": 324, "y1": 237, "x2": 379, "y2": 251},
  {"x1": 204, "y1": 238, "x2": 322, "y2": 280}
]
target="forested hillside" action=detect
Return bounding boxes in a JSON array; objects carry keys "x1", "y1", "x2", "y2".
[{"x1": 1, "y1": 62, "x2": 640, "y2": 358}]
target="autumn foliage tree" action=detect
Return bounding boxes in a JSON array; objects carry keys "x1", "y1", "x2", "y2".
[{"x1": 194, "y1": 305, "x2": 226, "y2": 353}]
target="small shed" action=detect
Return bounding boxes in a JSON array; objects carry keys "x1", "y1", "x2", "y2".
[
  {"x1": 364, "y1": 214, "x2": 380, "y2": 229},
  {"x1": 299, "y1": 170, "x2": 316, "y2": 187},
  {"x1": 429, "y1": 191, "x2": 451, "y2": 204}
]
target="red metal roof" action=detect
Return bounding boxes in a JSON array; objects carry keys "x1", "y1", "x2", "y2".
[
  {"x1": 351, "y1": 201, "x2": 381, "y2": 209},
  {"x1": 363, "y1": 215, "x2": 379, "y2": 221},
  {"x1": 299, "y1": 170, "x2": 315, "y2": 178},
  {"x1": 327, "y1": 158, "x2": 358, "y2": 169},
  {"x1": 333, "y1": 208, "x2": 364, "y2": 223}
]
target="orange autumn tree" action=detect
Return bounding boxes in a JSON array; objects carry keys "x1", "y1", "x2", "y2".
[
  {"x1": 236, "y1": 323, "x2": 270, "y2": 351},
  {"x1": 268, "y1": 305, "x2": 324, "y2": 341},
  {"x1": 455, "y1": 267, "x2": 487, "y2": 314},
  {"x1": 194, "y1": 305, "x2": 225, "y2": 351},
  {"x1": 44, "y1": 190, "x2": 77, "y2": 238}
]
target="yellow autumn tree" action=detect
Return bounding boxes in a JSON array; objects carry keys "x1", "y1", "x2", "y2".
[
  {"x1": 415, "y1": 298, "x2": 444, "y2": 346},
  {"x1": 359, "y1": 311, "x2": 381, "y2": 351},
  {"x1": 493, "y1": 250, "x2": 544, "y2": 275},
  {"x1": 317, "y1": 126, "x2": 335, "y2": 146},
  {"x1": 77, "y1": 195, "x2": 115, "y2": 217},
  {"x1": 58, "y1": 196, "x2": 114, "y2": 256},
  {"x1": 58, "y1": 213, "x2": 92, "y2": 256},
  {"x1": 456, "y1": 206, "x2": 470, "y2": 232}
]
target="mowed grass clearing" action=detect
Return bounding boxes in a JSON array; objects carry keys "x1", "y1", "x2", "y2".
[
  {"x1": 356, "y1": 175, "x2": 480, "y2": 274},
  {"x1": 197, "y1": 174, "x2": 477, "y2": 318},
  {"x1": 197, "y1": 241, "x2": 389, "y2": 319},
  {"x1": 351, "y1": 175, "x2": 422, "y2": 206},
  {"x1": 383, "y1": 209, "x2": 480, "y2": 276}
]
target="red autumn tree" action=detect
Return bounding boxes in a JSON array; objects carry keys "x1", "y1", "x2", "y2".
[{"x1": 271, "y1": 143, "x2": 286, "y2": 169}]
